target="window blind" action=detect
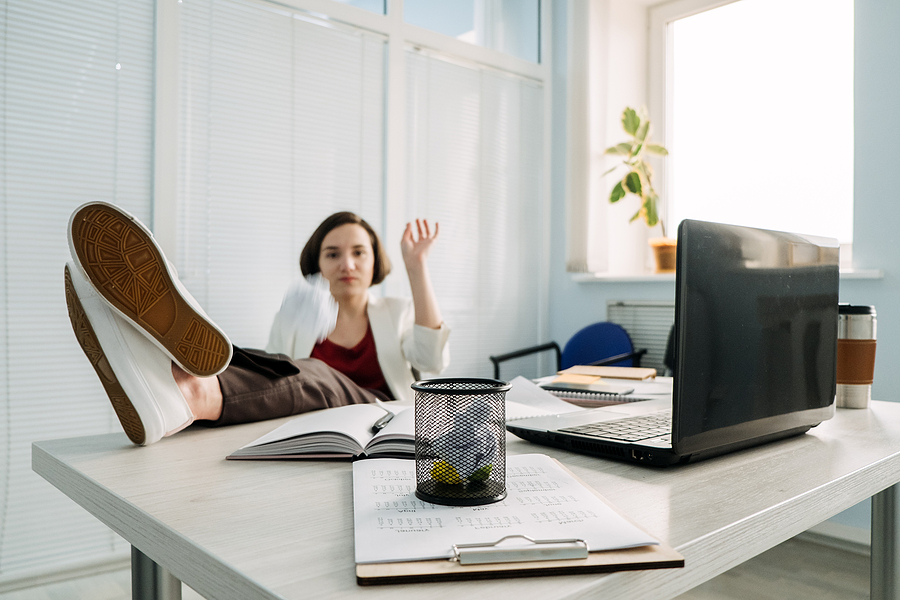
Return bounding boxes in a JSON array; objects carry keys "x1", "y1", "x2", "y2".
[
  {"x1": 0, "y1": 0, "x2": 153, "y2": 578},
  {"x1": 405, "y1": 51, "x2": 545, "y2": 379},
  {"x1": 177, "y1": 0, "x2": 386, "y2": 349}
]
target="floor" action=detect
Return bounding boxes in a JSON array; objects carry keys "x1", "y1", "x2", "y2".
[
  {"x1": 0, "y1": 537, "x2": 868, "y2": 600},
  {"x1": 676, "y1": 537, "x2": 868, "y2": 600}
]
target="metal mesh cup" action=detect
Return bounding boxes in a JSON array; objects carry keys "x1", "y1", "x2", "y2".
[{"x1": 412, "y1": 378, "x2": 511, "y2": 506}]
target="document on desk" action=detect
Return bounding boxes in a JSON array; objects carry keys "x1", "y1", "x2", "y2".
[{"x1": 352, "y1": 453, "x2": 659, "y2": 564}]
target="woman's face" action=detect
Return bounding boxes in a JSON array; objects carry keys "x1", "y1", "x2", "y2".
[{"x1": 318, "y1": 223, "x2": 375, "y2": 299}]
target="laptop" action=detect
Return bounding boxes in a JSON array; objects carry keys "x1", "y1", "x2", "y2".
[{"x1": 507, "y1": 219, "x2": 840, "y2": 466}]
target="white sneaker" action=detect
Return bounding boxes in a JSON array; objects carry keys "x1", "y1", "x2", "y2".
[
  {"x1": 65, "y1": 263, "x2": 194, "y2": 445},
  {"x1": 67, "y1": 201, "x2": 232, "y2": 377}
]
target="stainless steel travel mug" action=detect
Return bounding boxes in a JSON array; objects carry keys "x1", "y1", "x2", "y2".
[{"x1": 836, "y1": 304, "x2": 877, "y2": 409}]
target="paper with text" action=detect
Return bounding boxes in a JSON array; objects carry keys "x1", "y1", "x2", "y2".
[{"x1": 352, "y1": 453, "x2": 658, "y2": 564}]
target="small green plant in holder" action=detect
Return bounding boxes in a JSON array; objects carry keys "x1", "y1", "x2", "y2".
[{"x1": 604, "y1": 107, "x2": 669, "y2": 236}]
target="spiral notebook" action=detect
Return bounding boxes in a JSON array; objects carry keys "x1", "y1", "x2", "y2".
[{"x1": 539, "y1": 378, "x2": 672, "y2": 408}]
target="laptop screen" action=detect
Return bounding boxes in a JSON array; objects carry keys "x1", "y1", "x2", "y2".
[{"x1": 673, "y1": 220, "x2": 840, "y2": 455}]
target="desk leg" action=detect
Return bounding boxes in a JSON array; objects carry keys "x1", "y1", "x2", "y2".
[
  {"x1": 872, "y1": 484, "x2": 900, "y2": 600},
  {"x1": 132, "y1": 546, "x2": 182, "y2": 600}
]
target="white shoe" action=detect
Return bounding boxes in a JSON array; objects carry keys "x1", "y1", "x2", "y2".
[
  {"x1": 65, "y1": 263, "x2": 194, "y2": 445},
  {"x1": 67, "y1": 201, "x2": 232, "y2": 377}
]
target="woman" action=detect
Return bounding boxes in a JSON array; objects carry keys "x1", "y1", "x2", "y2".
[
  {"x1": 267, "y1": 212, "x2": 450, "y2": 402},
  {"x1": 65, "y1": 202, "x2": 448, "y2": 445}
]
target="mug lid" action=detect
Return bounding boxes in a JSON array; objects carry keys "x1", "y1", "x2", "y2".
[{"x1": 838, "y1": 303, "x2": 876, "y2": 315}]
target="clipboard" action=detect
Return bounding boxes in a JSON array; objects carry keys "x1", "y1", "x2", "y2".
[{"x1": 355, "y1": 459, "x2": 684, "y2": 585}]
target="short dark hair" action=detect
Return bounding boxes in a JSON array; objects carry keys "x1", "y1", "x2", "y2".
[{"x1": 299, "y1": 212, "x2": 392, "y2": 285}]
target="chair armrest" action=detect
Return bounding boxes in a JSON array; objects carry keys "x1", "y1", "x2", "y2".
[
  {"x1": 588, "y1": 348, "x2": 648, "y2": 367},
  {"x1": 489, "y1": 342, "x2": 561, "y2": 380}
]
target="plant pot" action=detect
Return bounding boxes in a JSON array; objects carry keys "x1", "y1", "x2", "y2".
[{"x1": 649, "y1": 237, "x2": 677, "y2": 273}]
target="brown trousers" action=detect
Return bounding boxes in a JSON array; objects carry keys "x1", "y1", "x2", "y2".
[{"x1": 199, "y1": 347, "x2": 386, "y2": 427}]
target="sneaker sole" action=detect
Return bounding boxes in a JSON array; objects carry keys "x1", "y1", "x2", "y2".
[
  {"x1": 69, "y1": 203, "x2": 230, "y2": 377},
  {"x1": 65, "y1": 265, "x2": 146, "y2": 445}
]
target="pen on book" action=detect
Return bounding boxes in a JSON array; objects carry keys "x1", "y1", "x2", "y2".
[
  {"x1": 371, "y1": 412, "x2": 395, "y2": 433},
  {"x1": 371, "y1": 397, "x2": 396, "y2": 432}
]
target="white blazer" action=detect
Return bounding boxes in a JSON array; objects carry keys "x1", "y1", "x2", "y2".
[{"x1": 266, "y1": 293, "x2": 450, "y2": 402}]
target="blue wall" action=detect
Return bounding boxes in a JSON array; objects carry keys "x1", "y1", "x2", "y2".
[{"x1": 549, "y1": 0, "x2": 898, "y2": 533}]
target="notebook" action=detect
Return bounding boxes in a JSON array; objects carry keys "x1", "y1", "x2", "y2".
[
  {"x1": 507, "y1": 219, "x2": 840, "y2": 466},
  {"x1": 538, "y1": 377, "x2": 672, "y2": 408}
]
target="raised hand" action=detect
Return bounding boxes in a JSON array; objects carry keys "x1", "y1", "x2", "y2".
[
  {"x1": 400, "y1": 219, "x2": 440, "y2": 268},
  {"x1": 400, "y1": 219, "x2": 442, "y2": 329}
]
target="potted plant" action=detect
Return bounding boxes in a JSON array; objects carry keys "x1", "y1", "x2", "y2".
[{"x1": 603, "y1": 106, "x2": 675, "y2": 272}]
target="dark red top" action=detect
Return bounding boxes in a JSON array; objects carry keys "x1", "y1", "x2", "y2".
[{"x1": 311, "y1": 323, "x2": 393, "y2": 399}]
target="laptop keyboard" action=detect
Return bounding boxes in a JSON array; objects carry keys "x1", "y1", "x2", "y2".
[{"x1": 559, "y1": 412, "x2": 672, "y2": 442}]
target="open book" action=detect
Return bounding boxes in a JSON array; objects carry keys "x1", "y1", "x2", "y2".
[
  {"x1": 226, "y1": 377, "x2": 582, "y2": 461},
  {"x1": 227, "y1": 403, "x2": 414, "y2": 460}
]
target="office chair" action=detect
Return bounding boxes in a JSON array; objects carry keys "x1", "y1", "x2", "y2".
[
  {"x1": 489, "y1": 321, "x2": 647, "y2": 380},
  {"x1": 663, "y1": 324, "x2": 676, "y2": 376}
]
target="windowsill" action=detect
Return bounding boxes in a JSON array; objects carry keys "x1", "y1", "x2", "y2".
[
  {"x1": 572, "y1": 268, "x2": 884, "y2": 283},
  {"x1": 839, "y1": 268, "x2": 885, "y2": 279},
  {"x1": 572, "y1": 272, "x2": 676, "y2": 283}
]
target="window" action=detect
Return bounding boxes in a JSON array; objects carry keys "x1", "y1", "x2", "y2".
[
  {"x1": 570, "y1": 0, "x2": 855, "y2": 275},
  {"x1": 333, "y1": 0, "x2": 385, "y2": 14},
  {"x1": 660, "y1": 0, "x2": 854, "y2": 249},
  {"x1": 404, "y1": 0, "x2": 541, "y2": 63}
]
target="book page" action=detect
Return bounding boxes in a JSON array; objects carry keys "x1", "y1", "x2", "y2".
[
  {"x1": 370, "y1": 407, "x2": 414, "y2": 442},
  {"x1": 237, "y1": 379, "x2": 577, "y2": 456},
  {"x1": 506, "y1": 376, "x2": 583, "y2": 415},
  {"x1": 352, "y1": 453, "x2": 659, "y2": 564},
  {"x1": 365, "y1": 408, "x2": 415, "y2": 455},
  {"x1": 239, "y1": 403, "x2": 388, "y2": 451}
]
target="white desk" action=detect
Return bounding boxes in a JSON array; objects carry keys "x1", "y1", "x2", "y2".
[{"x1": 32, "y1": 400, "x2": 900, "y2": 600}]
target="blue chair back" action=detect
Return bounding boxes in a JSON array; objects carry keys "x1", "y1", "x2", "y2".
[{"x1": 560, "y1": 322, "x2": 636, "y2": 370}]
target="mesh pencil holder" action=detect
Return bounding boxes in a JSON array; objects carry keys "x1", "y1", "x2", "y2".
[{"x1": 412, "y1": 378, "x2": 511, "y2": 506}]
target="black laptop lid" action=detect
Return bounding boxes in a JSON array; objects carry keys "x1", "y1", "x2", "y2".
[{"x1": 673, "y1": 220, "x2": 840, "y2": 455}]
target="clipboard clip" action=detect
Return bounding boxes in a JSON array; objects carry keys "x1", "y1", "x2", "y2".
[{"x1": 451, "y1": 535, "x2": 589, "y2": 565}]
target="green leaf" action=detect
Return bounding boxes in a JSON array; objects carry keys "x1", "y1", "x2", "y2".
[
  {"x1": 604, "y1": 142, "x2": 633, "y2": 156},
  {"x1": 622, "y1": 108, "x2": 640, "y2": 136},
  {"x1": 624, "y1": 171, "x2": 642, "y2": 195},
  {"x1": 629, "y1": 207, "x2": 642, "y2": 223},
  {"x1": 635, "y1": 120, "x2": 650, "y2": 144},
  {"x1": 609, "y1": 181, "x2": 626, "y2": 203},
  {"x1": 646, "y1": 144, "x2": 669, "y2": 156},
  {"x1": 630, "y1": 142, "x2": 644, "y2": 159},
  {"x1": 644, "y1": 192, "x2": 659, "y2": 227}
]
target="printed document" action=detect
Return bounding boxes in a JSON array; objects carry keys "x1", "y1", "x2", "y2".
[{"x1": 352, "y1": 453, "x2": 658, "y2": 564}]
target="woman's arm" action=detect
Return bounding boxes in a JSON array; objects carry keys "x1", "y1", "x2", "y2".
[{"x1": 400, "y1": 219, "x2": 442, "y2": 329}]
